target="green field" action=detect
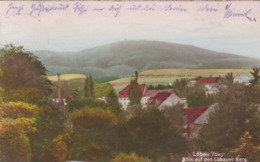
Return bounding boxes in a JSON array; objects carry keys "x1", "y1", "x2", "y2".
[
  {"x1": 47, "y1": 73, "x2": 87, "y2": 82},
  {"x1": 110, "y1": 68, "x2": 252, "y2": 94}
]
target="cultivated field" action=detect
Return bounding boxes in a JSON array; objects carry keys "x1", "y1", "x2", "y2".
[
  {"x1": 110, "y1": 68, "x2": 252, "y2": 94},
  {"x1": 47, "y1": 73, "x2": 87, "y2": 81}
]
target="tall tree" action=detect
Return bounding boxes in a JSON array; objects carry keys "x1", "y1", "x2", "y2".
[
  {"x1": 225, "y1": 72, "x2": 234, "y2": 85},
  {"x1": 106, "y1": 89, "x2": 120, "y2": 114},
  {"x1": 250, "y1": 67, "x2": 260, "y2": 85},
  {"x1": 89, "y1": 76, "x2": 95, "y2": 98},
  {"x1": 187, "y1": 89, "x2": 214, "y2": 108},
  {"x1": 117, "y1": 108, "x2": 188, "y2": 161},
  {"x1": 84, "y1": 76, "x2": 94, "y2": 98},
  {"x1": 0, "y1": 44, "x2": 52, "y2": 101},
  {"x1": 129, "y1": 71, "x2": 141, "y2": 105},
  {"x1": 84, "y1": 77, "x2": 90, "y2": 98}
]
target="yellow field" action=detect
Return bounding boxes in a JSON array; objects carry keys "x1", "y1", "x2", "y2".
[
  {"x1": 47, "y1": 73, "x2": 87, "y2": 82},
  {"x1": 110, "y1": 68, "x2": 252, "y2": 94}
]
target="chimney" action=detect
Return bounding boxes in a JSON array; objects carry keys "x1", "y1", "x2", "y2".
[{"x1": 57, "y1": 73, "x2": 61, "y2": 103}]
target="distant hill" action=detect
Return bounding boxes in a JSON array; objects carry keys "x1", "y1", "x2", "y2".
[{"x1": 33, "y1": 40, "x2": 260, "y2": 78}]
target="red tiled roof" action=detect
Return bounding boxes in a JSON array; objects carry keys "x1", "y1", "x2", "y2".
[
  {"x1": 198, "y1": 77, "x2": 219, "y2": 84},
  {"x1": 184, "y1": 107, "x2": 208, "y2": 124},
  {"x1": 118, "y1": 84, "x2": 146, "y2": 98},
  {"x1": 143, "y1": 89, "x2": 174, "y2": 97},
  {"x1": 147, "y1": 92, "x2": 172, "y2": 106}
]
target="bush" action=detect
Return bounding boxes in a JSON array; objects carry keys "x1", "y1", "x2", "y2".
[
  {"x1": 66, "y1": 98, "x2": 106, "y2": 112},
  {"x1": 112, "y1": 152, "x2": 145, "y2": 162},
  {"x1": 44, "y1": 135, "x2": 68, "y2": 162}
]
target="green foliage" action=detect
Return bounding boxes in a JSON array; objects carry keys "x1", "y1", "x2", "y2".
[
  {"x1": 44, "y1": 135, "x2": 68, "y2": 162},
  {"x1": 0, "y1": 134, "x2": 32, "y2": 162},
  {"x1": 112, "y1": 152, "x2": 145, "y2": 162},
  {"x1": 117, "y1": 107, "x2": 188, "y2": 161},
  {"x1": 69, "y1": 107, "x2": 117, "y2": 129},
  {"x1": 230, "y1": 132, "x2": 260, "y2": 161},
  {"x1": 93, "y1": 76, "x2": 120, "y2": 83},
  {"x1": 129, "y1": 72, "x2": 141, "y2": 106},
  {"x1": 66, "y1": 97, "x2": 106, "y2": 112},
  {"x1": 68, "y1": 107, "x2": 118, "y2": 161},
  {"x1": 0, "y1": 101, "x2": 38, "y2": 162},
  {"x1": 0, "y1": 101, "x2": 37, "y2": 118},
  {"x1": 3, "y1": 87, "x2": 42, "y2": 104},
  {"x1": 30, "y1": 103, "x2": 71, "y2": 162},
  {"x1": 172, "y1": 78, "x2": 189, "y2": 92},
  {"x1": 84, "y1": 76, "x2": 94, "y2": 98},
  {"x1": 0, "y1": 44, "x2": 52, "y2": 99},
  {"x1": 164, "y1": 103, "x2": 185, "y2": 133},
  {"x1": 198, "y1": 85, "x2": 260, "y2": 152},
  {"x1": 106, "y1": 89, "x2": 121, "y2": 114},
  {"x1": 95, "y1": 83, "x2": 114, "y2": 98},
  {"x1": 250, "y1": 67, "x2": 260, "y2": 85},
  {"x1": 225, "y1": 72, "x2": 234, "y2": 85},
  {"x1": 84, "y1": 77, "x2": 91, "y2": 98},
  {"x1": 187, "y1": 89, "x2": 214, "y2": 107}
]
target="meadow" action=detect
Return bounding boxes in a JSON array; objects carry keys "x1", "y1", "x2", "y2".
[{"x1": 109, "y1": 68, "x2": 252, "y2": 94}]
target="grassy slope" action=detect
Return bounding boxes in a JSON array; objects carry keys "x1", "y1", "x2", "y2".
[{"x1": 47, "y1": 73, "x2": 87, "y2": 82}]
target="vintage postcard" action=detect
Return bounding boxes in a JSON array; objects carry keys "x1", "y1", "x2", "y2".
[{"x1": 0, "y1": 1, "x2": 260, "y2": 162}]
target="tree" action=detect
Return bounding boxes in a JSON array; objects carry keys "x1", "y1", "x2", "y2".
[
  {"x1": 198, "y1": 85, "x2": 260, "y2": 152},
  {"x1": 129, "y1": 71, "x2": 141, "y2": 105},
  {"x1": 112, "y1": 152, "x2": 145, "y2": 162},
  {"x1": 30, "y1": 103, "x2": 71, "y2": 162},
  {"x1": 44, "y1": 135, "x2": 69, "y2": 162},
  {"x1": 0, "y1": 102, "x2": 38, "y2": 162},
  {"x1": 117, "y1": 108, "x2": 188, "y2": 161},
  {"x1": 250, "y1": 67, "x2": 260, "y2": 85},
  {"x1": 68, "y1": 107, "x2": 117, "y2": 161},
  {"x1": 187, "y1": 89, "x2": 214, "y2": 108},
  {"x1": 84, "y1": 76, "x2": 94, "y2": 98},
  {"x1": 106, "y1": 89, "x2": 121, "y2": 114},
  {"x1": 164, "y1": 103, "x2": 185, "y2": 133},
  {"x1": 89, "y1": 76, "x2": 95, "y2": 98},
  {"x1": 225, "y1": 72, "x2": 234, "y2": 85},
  {"x1": 0, "y1": 44, "x2": 52, "y2": 102},
  {"x1": 84, "y1": 77, "x2": 90, "y2": 98},
  {"x1": 230, "y1": 132, "x2": 260, "y2": 161}
]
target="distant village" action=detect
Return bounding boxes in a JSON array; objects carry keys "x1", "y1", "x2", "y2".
[{"x1": 116, "y1": 75, "x2": 258, "y2": 140}]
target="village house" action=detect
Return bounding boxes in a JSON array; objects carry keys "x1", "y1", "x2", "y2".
[
  {"x1": 118, "y1": 84, "x2": 146, "y2": 109},
  {"x1": 118, "y1": 84, "x2": 187, "y2": 109},
  {"x1": 183, "y1": 103, "x2": 220, "y2": 139},
  {"x1": 186, "y1": 80, "x2": 197, "y2": 87},
  {"x1": 233, "y1": 75, "x2": 251, "y2": 86},
  {"x1": 141, "y1": 89, "x2": 174, "y2": 106},
  {"x1": 205, "y1": 84, "x2": 227, "y2": 96},
  {"x1": 147, "y1": 91, "x2": 187, "y2": 110},
  {"x1": 198, "y1": 77, "x2": 219, "y2": 90}
]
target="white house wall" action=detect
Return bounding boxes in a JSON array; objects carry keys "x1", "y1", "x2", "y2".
[{"x1": 158, "y1": 93, "x2": 187, "y2": 110}]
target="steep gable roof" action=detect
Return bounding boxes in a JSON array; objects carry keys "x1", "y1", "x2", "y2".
[
  {"x1": 184, "y1": 107, "x2": 208, "y2": 125},
  {"x1": 118, "y1": 84, "x2": 146, "y2": 98},
  {"x1": 147, "y1": 92, "x2": 172, "y2": 107},
  {"x1": 198, "y1": 77, "x2": 219, "y2": 84},
  {"x1": 234, "y1": 75, "x2": 251, "y2": 83},
  {"x1": 143, "y1": 89, "x2": 173, "y2": 97}
]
